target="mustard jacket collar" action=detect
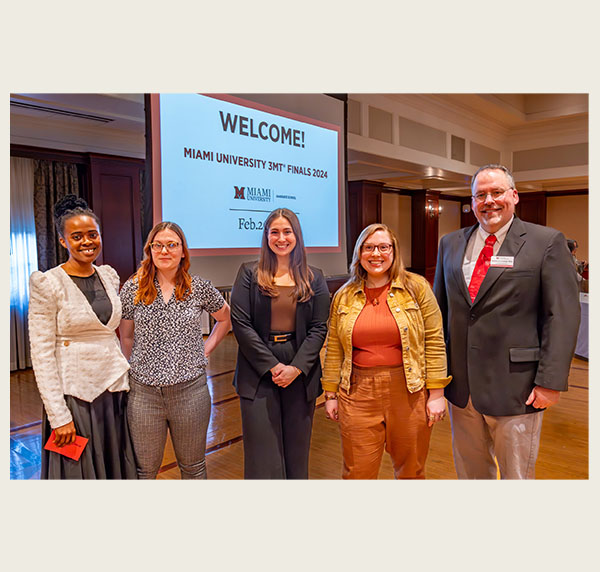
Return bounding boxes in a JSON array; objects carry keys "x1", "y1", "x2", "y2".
[{"x1": 349, "y1": 276, "x2": 406, "y2": 296}]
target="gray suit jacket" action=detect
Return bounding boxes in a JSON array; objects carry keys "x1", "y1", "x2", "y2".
[{"x1": 433, "y1": 217, "x2": 580, "y2": 416}]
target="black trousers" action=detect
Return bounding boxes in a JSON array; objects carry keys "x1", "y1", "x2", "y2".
[{"x1": 240, "y1": 338, "x2": 316, "y2": 479}]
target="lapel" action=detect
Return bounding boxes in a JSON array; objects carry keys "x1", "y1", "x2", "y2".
[
  {"x1": 295, "y1": 299, "x2": 305, "y2": 341},
  {"x1": 472, "y1": 217, "x2": 527, "y2": 305},
  {"x1": 451, "y1": 225, "x2": 477, "y2": 306},
  {"x1": 295, "y1": 291, "x2": 313, "y2": 341},
  {"x1": 252, "y1": 275, "x2": 272, "y2": 338},
  {"x1": 58, "y1": 264, "x2": 119, "y2": 330}
]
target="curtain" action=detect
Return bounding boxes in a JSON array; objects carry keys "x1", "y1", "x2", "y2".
[
  {"x1": 10, "y1": 158, "x2": 37, "y2": 371},
  {"x1": 33, "y1": 160, "x2": 79, "y2": 271}
]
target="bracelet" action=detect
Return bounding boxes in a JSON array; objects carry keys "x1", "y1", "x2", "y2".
[{"x1": 324, "y1": 393, "x2": 338, "y2": 401}]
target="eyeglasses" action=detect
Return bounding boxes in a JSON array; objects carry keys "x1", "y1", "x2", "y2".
[
  {"x1": 150, "y1": 241, "x2": 181, "y2": 252},
  {"x1": 362, "y1": 243, "x2": 393, "y2": 254},
  {"x1": 472, "y1": 189, "x2": 512, "y2": 202}
]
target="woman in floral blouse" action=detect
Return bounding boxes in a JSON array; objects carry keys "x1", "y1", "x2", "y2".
[{"x1": 119, "y1": 221, "x2": 231, "y2": 479}]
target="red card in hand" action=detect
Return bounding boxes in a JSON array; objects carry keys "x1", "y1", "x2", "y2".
[{"x1": 44, "y1": 430, "x2": 89, "y2": 461}]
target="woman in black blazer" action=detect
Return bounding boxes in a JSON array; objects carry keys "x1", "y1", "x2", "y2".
[{"x1": 231, "y1": 208, "x2": 330, "y2": 478}]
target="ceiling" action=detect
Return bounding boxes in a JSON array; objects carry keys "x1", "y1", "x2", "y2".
[
  {"x1": 347, "y1": 149, "x2": 589, "y2": 196},
  {"x1": 10, "y1": 93, "x2": 146, "y2": 133},
  {"x1": 10, "y1": 92, "x2": 588, "y2": 196},
  {"x1": 348, "y1": 94, "x2": 589, "y2": 196}
]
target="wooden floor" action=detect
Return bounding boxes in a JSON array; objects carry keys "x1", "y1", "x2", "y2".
[{"x1": 10, "y1": 332, "x2": 589, "y2": 479}]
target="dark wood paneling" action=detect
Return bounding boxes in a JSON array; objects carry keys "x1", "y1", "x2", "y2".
[
  {"x1": 516, "y1": 192, "x2": 547, "y2": 226},
  {"x1": 546, "y1": 189, "x2": 588, "y2": 197},
  {"x1": 347, "y1": 180, "x2": 383, "y2": 257},
  {"x1": 438, "y1": 193, "x2": 463, "y2": 202},
  {"x1": 143, "y1": 94, "x2": 155, "y2": 243},
  {"x1": 10, "y1": 144, "x2": 89, "y2": 164},
  {"x1": 411, "y1": 190, "x2": 440, "y2": 283},
  {"x1": 90, "y1": 156, "x2": 143, "y2": 283},
  {"x1": 460, "y1": 197, "x2": 477, "y2": 228},
  {"x1": 325, "y1": 275, "x2": 349, "y2": 296}
]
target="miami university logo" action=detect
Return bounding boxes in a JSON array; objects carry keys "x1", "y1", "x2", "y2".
[{"x1": 234, "y1": 186, "x2": 245, "y2": 199}]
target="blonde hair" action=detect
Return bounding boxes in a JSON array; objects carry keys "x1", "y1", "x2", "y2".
[{"x1": 344, "y1": 223, "x2": 418, "y2": 299}]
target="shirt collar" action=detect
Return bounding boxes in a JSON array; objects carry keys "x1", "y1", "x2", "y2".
[
  {"x1": 355, "y1": 276, "x2": 405, "y2": 295},
  {"x1": 477, "y1": 215, "x2": 514, "y2": 243}
]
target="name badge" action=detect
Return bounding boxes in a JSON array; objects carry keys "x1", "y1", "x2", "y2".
[{"x1": 490, "y1": 256, "x2": 514, "y2": 268}]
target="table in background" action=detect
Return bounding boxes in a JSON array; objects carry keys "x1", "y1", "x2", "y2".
[{"x1": 575, "y1": 292, "x2": 588, "y2": 360}]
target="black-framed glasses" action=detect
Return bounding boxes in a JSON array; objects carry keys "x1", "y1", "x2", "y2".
[
  {"x1": 472, "y1": 189, "x2": 511, "y2": 202},
  {"x1": 150, "y1": 241, "x2": 180, "y2": 252},
  {"x1": 362, "y1": 243, "x2": 393, "y2": 254}
]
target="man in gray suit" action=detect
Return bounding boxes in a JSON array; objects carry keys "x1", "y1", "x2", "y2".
[{"x1": 433, "y1": 164, "x2": 580, "y2": 479}]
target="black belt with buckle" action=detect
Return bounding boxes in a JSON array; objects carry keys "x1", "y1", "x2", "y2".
[{"x1": 268, "y1": 332, "x2": 296, "y2": 343}]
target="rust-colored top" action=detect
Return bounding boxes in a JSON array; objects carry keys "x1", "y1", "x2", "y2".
[{"x1": 352, "y1": 282, "x2": 403, "y2": 367}]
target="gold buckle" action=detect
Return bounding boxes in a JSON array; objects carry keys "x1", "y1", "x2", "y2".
[{"x1": 273, "y1": 334, "x2": 287, "y2": 342}]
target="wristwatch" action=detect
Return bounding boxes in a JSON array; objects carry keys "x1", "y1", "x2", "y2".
[{"x1": 324, "y1": 393, "x2": 338, "y2": 401}]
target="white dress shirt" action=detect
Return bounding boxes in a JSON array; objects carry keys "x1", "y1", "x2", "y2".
[{"x1": 462, "y1": 216, "x2": 514, "y2": 286}]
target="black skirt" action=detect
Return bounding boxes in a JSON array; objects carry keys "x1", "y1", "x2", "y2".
[{"x1": 41, "y1": 389, "x2": 138, "y2": 479}]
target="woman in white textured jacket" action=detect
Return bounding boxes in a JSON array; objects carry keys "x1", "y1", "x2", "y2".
[{"x1": 28, "y1": 195, "x2": 137, "y2": 479}]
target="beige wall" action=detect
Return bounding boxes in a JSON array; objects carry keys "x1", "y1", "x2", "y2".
[
  {"x1": 381, "y1": 192, "x2": 412, "y2": 267},
  {"x1": 364, "y1": 192, "x2": 587, "y2": 275},
  {"x1": 439, "y1": 200, "x2": 461, "y2": 241},
  {"x1": 546, "y1": 194, "x2": 588, "y2": 261},
  {"x1": 347, "y1": 94, "x2": 588, "y2": 187}
]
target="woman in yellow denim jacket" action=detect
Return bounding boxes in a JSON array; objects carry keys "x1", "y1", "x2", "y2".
[{"x1": 322, "y1": 223, "x2": 451, "y2": 479}]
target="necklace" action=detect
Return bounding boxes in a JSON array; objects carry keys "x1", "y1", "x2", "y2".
[{"x1": 365, "y1": 283, "x2": 388, "y2": 306}]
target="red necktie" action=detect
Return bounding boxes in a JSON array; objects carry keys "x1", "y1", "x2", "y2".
[{"x1": 468, "y1": 234, "x2": 497, "y2": 302}]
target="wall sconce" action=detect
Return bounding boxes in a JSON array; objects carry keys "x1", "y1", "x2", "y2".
[{"x1": 425, "y1": 202, "x2": 442, "y2": 218}]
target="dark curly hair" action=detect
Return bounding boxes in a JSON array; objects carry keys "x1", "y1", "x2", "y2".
[{"x1": 53, "y1": 195, "x2": 100, "y2": 237}]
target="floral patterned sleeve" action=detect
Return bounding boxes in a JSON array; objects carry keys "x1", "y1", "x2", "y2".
[
  {"x1": 119, "y1": 278, "x2": 136, "y2": 320},
  {"x1": 195, "y1": 277, "x2": 226, "y2": 314}
]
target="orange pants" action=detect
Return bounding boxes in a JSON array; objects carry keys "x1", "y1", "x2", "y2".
[{"x1": 338, "y1": 364, "x2": 432, "y2": 479}]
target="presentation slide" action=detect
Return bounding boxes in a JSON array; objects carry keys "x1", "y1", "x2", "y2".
[{"x1": 152, "y1": 93, "x2": 342, "y2": 254}]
